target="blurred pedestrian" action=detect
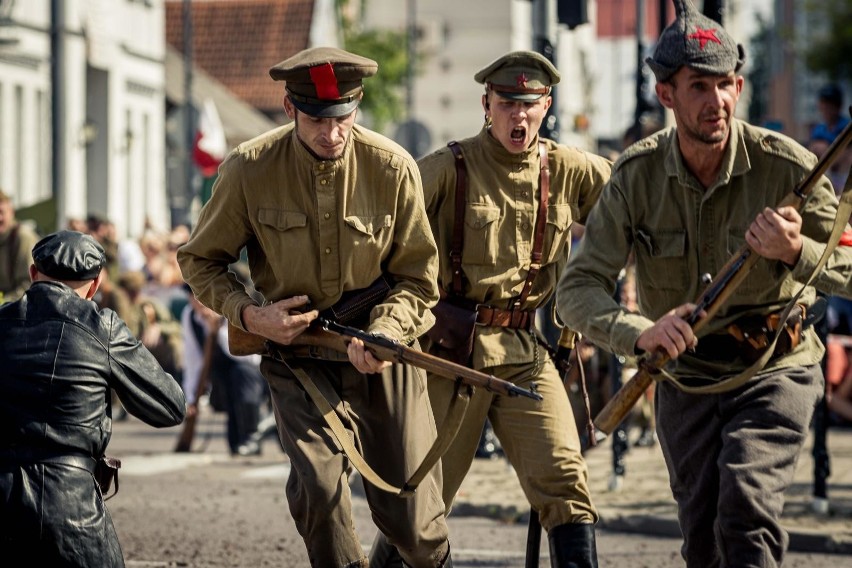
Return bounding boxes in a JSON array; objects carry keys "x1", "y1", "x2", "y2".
[
  {"x1": 179, "y1": 289, "x2": 265, "y2": 455},
  {"x1": 0, "y1": 188, "x2": 40, "y2": 303},
  {"x1": 812, "y1": 83, "x2": 850, "y2": 145},
  {"x1": 0, "y1": 230, "x2": 185, "y2": 566},
  {"x1": 558, "y1": 1, "x2": 852, "y2": 566}
]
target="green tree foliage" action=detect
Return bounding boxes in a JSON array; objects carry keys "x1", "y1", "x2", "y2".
[
  {"x1": 803, "y1": 0, "x2": 852, "y2": 81},
  {"x1": 336, "y1": 0, "x2": 408, "y2": 134}
]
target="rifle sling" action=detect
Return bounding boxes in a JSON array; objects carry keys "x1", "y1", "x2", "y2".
[
  {"x1": 278, "y1": 356, "x2": 472, "y2": 497},
  {"x1": 662, "y1": 171, "x2": 852, "y2": 395}
]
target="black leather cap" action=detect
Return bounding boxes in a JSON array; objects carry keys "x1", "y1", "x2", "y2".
[{"x1": 32, "y1": 230, "x2": 106, "y2": 281}]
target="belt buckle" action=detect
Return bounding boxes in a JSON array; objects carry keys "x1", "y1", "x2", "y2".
[{"x1": 474, "y1": 303, "x2": 488, "y2": 326}]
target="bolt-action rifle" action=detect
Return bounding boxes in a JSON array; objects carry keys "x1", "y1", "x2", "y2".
[
  {"x1": 594, "y1": 116, "x2": 852, "y2": 435},
  {"x1": 229, "y1": 318, "x2": 543, "y2": 401}
]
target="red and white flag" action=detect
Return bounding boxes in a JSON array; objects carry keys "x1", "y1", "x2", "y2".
[{"x1": 193, "y1": 99, "x2": 227, "y2": 177}]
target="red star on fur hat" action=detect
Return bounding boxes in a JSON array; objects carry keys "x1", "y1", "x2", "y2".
[{"x1": 688, "y1": 27, "x2": 722, "y2": 49}]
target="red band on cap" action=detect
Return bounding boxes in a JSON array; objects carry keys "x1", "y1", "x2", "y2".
[{"x1": 309, "y1": 63, "x2": 341, "y2": 100}]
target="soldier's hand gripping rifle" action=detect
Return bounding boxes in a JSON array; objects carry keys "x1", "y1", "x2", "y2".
[
  {"x1": 229, "y1": 318, "x2": 543, "y2": 401},
  {"x1": 594, "y1": 116, "x2": 852, "y2": 436}
]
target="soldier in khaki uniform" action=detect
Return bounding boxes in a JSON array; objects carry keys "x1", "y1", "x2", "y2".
[
  {"x1": 373, "y1": 51, "x2": 611, "y2": 567},
  {"x1": 177, "y1": 47, "x2": 452, "y2": 568},
  {"x1": 557, "y1": 1, "x2": 852, "y2": 566}
]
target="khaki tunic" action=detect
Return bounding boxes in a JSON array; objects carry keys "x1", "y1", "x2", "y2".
[
  {"x1": 419, "y1": 127, "x2": 611, "y2": 368},
  {"x1": 418, "y1": 128, "x2": 612, "y2": 530},
  {"x1": 557, "y1": 118, "x2": 852, "y2": 379},
  {"x1": 178, "y1": 122, "x2": 438, "y2": 342},
  {"x1": 177, "y1": 123, "x2": 447, "y2": 567}
]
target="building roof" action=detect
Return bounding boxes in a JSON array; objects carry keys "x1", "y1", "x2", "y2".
[
  {"x1": 165, "y1": 45, "x2": 277, "y2": 147},
  {"x1": 165, "y1": 0, "x2": 315, "y2": 113}
]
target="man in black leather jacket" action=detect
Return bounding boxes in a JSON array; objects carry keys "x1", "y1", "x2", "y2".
[{"x1": 0, "y1": 230, "x2": 186, "y2": 567}]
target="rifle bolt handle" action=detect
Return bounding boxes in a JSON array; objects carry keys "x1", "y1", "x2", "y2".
[{"x1": 701, "y1": 273, "x2": 713, "y2": 284}]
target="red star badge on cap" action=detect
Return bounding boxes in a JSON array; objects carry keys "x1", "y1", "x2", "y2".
[
  {"x1": 688, "y1": 27, "x2": 722, "y2": 50},
  {"x1": 515, "y1": 73, "x2": 528, "y2": 88}
]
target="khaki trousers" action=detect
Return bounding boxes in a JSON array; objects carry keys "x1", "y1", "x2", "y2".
[
  {"x1": 656, "y1": 364, "x2": 823, "y2": 567},
  {"x1": 261, "y1": 356, "x2": 449, "y2": 568},
  {"x1": 428, "y1": 352, "x2": 598, "y2": 531}
]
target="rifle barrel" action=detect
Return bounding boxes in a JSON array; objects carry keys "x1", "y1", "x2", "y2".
[{"x1": 321, "y1": 319, "x2": 543, "y2": 401}]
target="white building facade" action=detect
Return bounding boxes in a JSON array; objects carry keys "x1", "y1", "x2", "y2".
[
  {"x1": 361, "y1": 0, "x2": 781, "y2": 155},
  {"x1": 0, "y1": 0, "x2": 168, "y2": 238}
]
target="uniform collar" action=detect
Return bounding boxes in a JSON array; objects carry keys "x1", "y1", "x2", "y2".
[
  {"x1": 665, "y1": 117, "x2": 751, "y2": 194},
  {"x1": 480, "y1": 126, "x2": 540, "y2": 165}
]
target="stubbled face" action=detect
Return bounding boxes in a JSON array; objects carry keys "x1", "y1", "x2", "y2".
[
  {"x1": 0, "y1": 199, "x2": 13, "y2": 233},
  {"x1": 657, "y1": 67, "x2": 743, "y2": 146},
  {"x1": 284, "y1": 96, "x2": 358, "y2": 160},
  {"x1": 483, "y1": 91, "x2": 552, "y2": 154}
]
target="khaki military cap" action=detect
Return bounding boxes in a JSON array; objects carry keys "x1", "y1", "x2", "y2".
[
  {"x1": 269, "y1": 47, "x2": 378, "y2": 118},
  {"x1": 474, "y1": 50, "x2": 560, "y2": 101},
  {"x1": 646, "y1": 0, "x2": 744, "y2": 83},
  {"x1": 32, "y1": 230, "x2": 106, "y2": 281}
]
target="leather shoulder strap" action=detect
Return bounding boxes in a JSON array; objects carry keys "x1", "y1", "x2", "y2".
[{"x1": 447, "y1": 141, "x2": 467, "y2": 296}]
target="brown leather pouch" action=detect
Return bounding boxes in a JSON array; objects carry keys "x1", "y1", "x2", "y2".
[
  {"x1": 426, "y1": 298, "x2": 477, "y2": 365},
  {"x1": 95, "y1": 456, "x2": 122, "y2": 500},
  {"x1": 727, "y1": 305, "x2": 805, "y2": 364}
]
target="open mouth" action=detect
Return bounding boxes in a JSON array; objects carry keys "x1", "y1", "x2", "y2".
[{"x1": 511, "y1": 126, "x2": 526, "y2": 143}]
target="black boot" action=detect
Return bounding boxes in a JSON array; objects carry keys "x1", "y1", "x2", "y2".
[{"x1": 548, "y1": 523, "x2": 598, "y2": 568}]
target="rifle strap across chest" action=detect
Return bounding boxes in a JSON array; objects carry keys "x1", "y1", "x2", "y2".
[{"x1": 446, "y1": 140, "x2": 550, "y2": 307}]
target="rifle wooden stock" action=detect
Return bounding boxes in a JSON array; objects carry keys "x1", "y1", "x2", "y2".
[
  {"x1": 228, "y1": 320, "x2": 543, "y2": 401},
  {"x1": 594, "y1": 119, "x2": 852, "y2": 435}
]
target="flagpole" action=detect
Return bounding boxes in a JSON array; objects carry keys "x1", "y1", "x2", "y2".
[{"x1": 182, "y1": 0, "x2": 194, "y2": 227}]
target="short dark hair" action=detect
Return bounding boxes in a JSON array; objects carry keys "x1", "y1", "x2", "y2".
[{"x1": 818, "y1": 84, "x2": 843, "y2": 107}]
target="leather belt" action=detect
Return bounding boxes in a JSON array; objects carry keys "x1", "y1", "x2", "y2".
[
  {"x1": 266, "y1": 344, "x2": 350, "y2": 363},
  {"x1": 0, "y1": 448, "x2": 97, "y2": 473},
  {"x1": 475, "y1": 306, "x2": 534, "y2": 330}
]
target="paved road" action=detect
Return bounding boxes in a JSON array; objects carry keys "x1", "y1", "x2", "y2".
[{"x1": 107, "y1": 411, "x2": 845, "y2": 567}]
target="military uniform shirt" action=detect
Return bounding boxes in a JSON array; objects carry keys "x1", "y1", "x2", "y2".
[
  {"x1": 419, "y1": 127, "x2": 611, "y2": 368},
  {"x1": 178, "y1": 122, "x2": 439, "y2": 342},
  {"x1": 557, "y1": 118, "x2": 852, "y2": 379}
]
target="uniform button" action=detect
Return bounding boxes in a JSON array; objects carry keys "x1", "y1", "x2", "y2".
[
  {"x1": 318, "y1": 164, "x2": 325, "y2": 171},
  {"x1": 320, "y1": 179, "x2": 328, "y2": 186},
  {"x1": 325, "y1": 247, "x2": 332, "y2": 254},
  {"x1": 324, "y1": 212, "x2": 331, "y2": 220},
  {"x1": 522, "y1": 191, "x2": 529, "y2": 198}
]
